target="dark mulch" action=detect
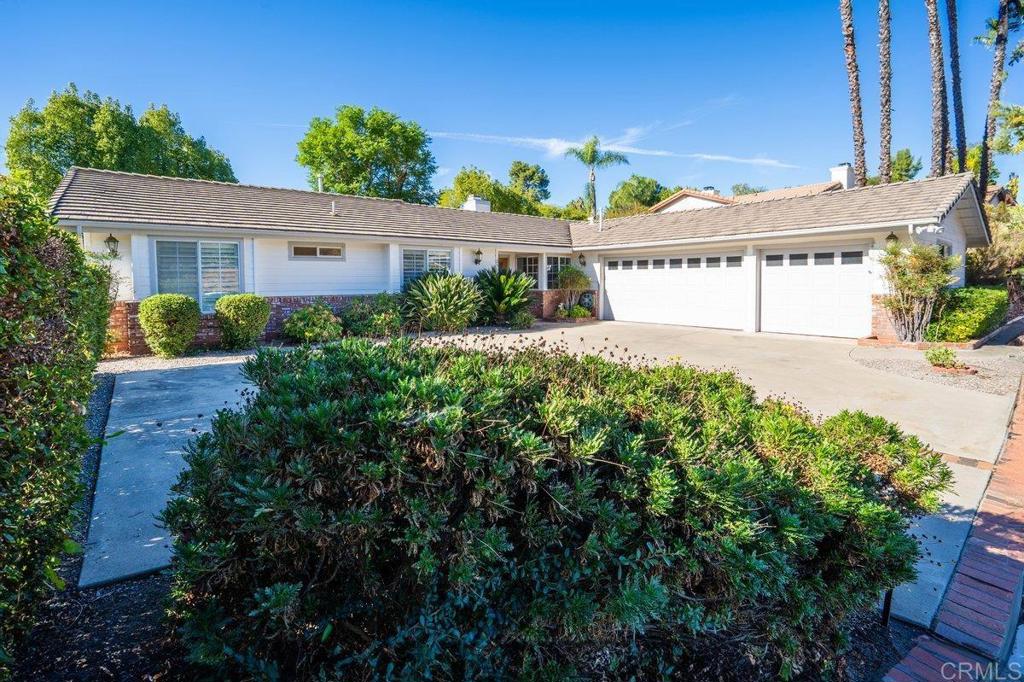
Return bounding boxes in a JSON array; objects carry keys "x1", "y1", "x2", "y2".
[{"x1": 10, "y1": 374, "x2": 928, "y2": 681}]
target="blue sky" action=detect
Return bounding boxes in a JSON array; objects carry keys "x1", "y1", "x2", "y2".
[{"x1": 2, "y1": 0, "x2": 1022, "y2": 206}]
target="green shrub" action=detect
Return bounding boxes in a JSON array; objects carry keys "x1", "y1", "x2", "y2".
[
  {"x1": 214, "y1": 294, "x2": 270, "y2": 349},
  {"x1": 507, "y1": 308, "x2": 536, "y2": 329},
  {"x1": 0, "y1": 178, "x2": 111, "y2": 674},
  {"x1": 475, "y1": 268, "x2": 534, "y2": 324},
  {"x1": 340, "y1": 293, "x2": 403, "y2": 338},
  {"x1": 282, "y1": 302, "x2": 344, "y2": 343},
  {"x1": 556, "y1": 263, "x2": 592, "y2": 308},
  {"x1": 924, "y1": 346, "x2": 962, "y2": 369},
  {"x1": 556, "y1": 303, "x2": 593, "y2": 319},
  {"x1": 138, "y1": 294, "x2": 200, "y2": 357},
  {"x1": 925, "y1": 286, "x2": 1009, "y2": 342},
  {"x1": 164, "y1": 339, "x2": 949, "y2": 680},
  {"x1": 403, "y1": 271, "x2": 482, "y2": 332}
]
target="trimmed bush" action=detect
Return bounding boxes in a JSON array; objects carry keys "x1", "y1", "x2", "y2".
[
  {"x1": 507, "y1": 308, "x2": 535, "y2": 329},
  {"x1": 0, "y1": 178, "x2": 111, "y2": 673},
  {"x1": 282, "y1": 302, "x2": 344, "y2": 343},
  {"x1": 164, "y1": 339, "x2": 949, "y2": 680},
  {"x1": 475, "y1": 268, "x2": 534, "y2": 324},
  {"x1": 925, "y1": 286, "x2": 1010, "y2": 342},
  {"x1": 556, "y1": 263, "x2": 591, "y2": 309},
  {"x1": 340, "y1": 293, "x2": 403, "y2": 338},
  {"x1": 214, "y1": 293, "x2": 270, "y2": 349},
  {"x1": 403, "y1": 271, "x2": 482, "y2": 332},
  {"x1": 138, "y1": 294, "x2": 200, "y2": 357}
]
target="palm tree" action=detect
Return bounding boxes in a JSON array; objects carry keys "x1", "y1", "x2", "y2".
[
  {"x1": 564, "y1": 136, "x2": 628, "y2": 220},
  {"x1": 925, "y1": 0, "x2": 950, "y2": 176},
  {"x1": 980, "y1": 0, "x2": 1013, "y2": 197},
  {"x1": 946, "y1": 0, "x2": 968, "y2": 171},
  {"x1": 839, "y1": 0, "x2": 867, "y2": 187},
  {"x1": 878, "y1": 0, "x2": 892, "y2": 183}
]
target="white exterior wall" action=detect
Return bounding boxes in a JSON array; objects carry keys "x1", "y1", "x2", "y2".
[
  {"x1": 253, "y1": 237, "x2": 388, "y2": 296},
  {"x1": 458, "y1": 246, "x2": 499, "y2": 279},
  {"x1": 82, "y1": 230, "x2": 135, "y2": 300},
  {"x1": 916, "y1": 214, "x2": 969, "y2": 287},
  {"x1": 657, "y1": 196, "x2": 727, "y2": 213}
]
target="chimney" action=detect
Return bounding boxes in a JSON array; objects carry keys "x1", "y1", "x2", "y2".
[
  {"x1": 702, "y1": 185, "x2": 719, "y2": 195},
  {"x1": 830, "y1": 163, "x2": 855, "y2": 189},
  {"x1": 461, "y1": 195, "x2": 491, "y2": 212}
]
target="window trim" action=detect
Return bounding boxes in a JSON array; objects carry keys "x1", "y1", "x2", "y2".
[
  {"x1": 150, "y1": 236, "x2": 244, "y2": 313},
  {"x1": 546, "y1": 255, "x2": 572, "y2": 289},
  {"x1": 288, "y1": 241, "x2": 346, "y2": 261},
  {"x1": 402, "y1": 246, "x2": 454, "y2": 287}
]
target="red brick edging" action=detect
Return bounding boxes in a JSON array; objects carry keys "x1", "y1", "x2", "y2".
[{"x1": 883, "y1": 379, "x2": 1024, "y2": 680}]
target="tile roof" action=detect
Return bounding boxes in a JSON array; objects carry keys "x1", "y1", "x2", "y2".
[
  {"x1": 571, "y1": 173, "x2": 986, "y2": 248},
  {"x1": 49, "y1": 167, "x2": 574, "y2": 248},
  {"x1": 730, "y1": 180, "x2": 842, "y2": 203}
]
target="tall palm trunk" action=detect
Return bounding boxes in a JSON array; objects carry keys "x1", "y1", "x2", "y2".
[
  {"x1": 589, "y1": 168, "x2": 597, "y2": 220},
  {"x1": 925, "y1": 0, "x2": 949, "y2": 176},
  {"x1": 946, "y1": 0, "x2": 967, "y2": 171},
  {"x1": 980, "y1": 0, "x2": 1011, "y2": 197},
  {"x1": 840, "y1": 0, "x2": 868, "y2": 186},
  {"x1": 878, "y1": 0, "x2": 892, "y2": 183}
]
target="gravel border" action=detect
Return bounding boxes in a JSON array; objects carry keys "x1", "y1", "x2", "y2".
[
  {"x1": 855, "y1": 356, "x2": 1024, "y2": 395},
  {"x1": 98, "y1": 347, "x2": 261, "y2": 375}
]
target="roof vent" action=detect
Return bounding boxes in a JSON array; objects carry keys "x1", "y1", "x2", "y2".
[{"x1": 461, "y1": 195, "x2": 491, "y2": 212}]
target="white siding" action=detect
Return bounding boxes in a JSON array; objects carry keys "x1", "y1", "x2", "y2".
[{"x1": 254, "y1": 237, "x2": 388, "y2": 296}]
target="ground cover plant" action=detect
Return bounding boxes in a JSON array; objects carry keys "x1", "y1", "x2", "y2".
[
  {"x1": 925, "y1": 285, "x2": 1009, "y2": 342},
  {"x1": 214, "y1": 293, "x2": 270, "y2": 349},
  {"x1": 282, "y1": 302, "x2": 344, "y2": 343},
  {"x1": 0, "y1": 178, "x2": 111, "y2": 675},
  {"x1": 137, "y1": 294, "x2": 200, "y2": 357},
  {"x1": 164, "y1": 335, "x2": 950, "y2": 681}
]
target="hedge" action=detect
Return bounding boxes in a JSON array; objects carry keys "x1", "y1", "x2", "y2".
[
  {"x1": 214, "y1": 293, "x2": 270, "y2": 349},
  {"x1": 138, "y1": 294, "x2": 200, "y2": 357},
  {"x1": 164, "y1": 338, "x2": 950, "y2": 680},
  {"x1": 0, "y1": 178, "x2": 111, "y2": 674},
  {"x1": 282, "y1": 302, "x2": 344, "y2": 343},
  {"x1": 925, "y1": 286, "x2": 1009, "y2": 342}
]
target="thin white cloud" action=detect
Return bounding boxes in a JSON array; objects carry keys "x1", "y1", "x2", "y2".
[{"x1": 429, "y1": 129, "x2": 797, "y2": 168}]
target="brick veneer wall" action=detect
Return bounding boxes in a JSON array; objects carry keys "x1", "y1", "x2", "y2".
[
  {"x1": 105, "y1": 294, "x2": 374, "y2": 357},
  {"x1": 528, "y1": 290, "x2": 599, "y2": 320},
  {"x1": 869, "y1": 294, "x2": 900, "y2": 342}
]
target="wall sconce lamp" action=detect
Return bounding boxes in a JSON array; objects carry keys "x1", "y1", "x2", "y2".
[
  {"x1": 577, "y1": 253, "x2": 586, "y2": 266},
  {"x1": 104, "y1": 233, "x2": 120, "y2": 256},
  {"x1": 885, "y1": 231, "x2": 899, "y2": 246},
  {"x1": 473, "y1": 248, "x2": 483, "y2": 265}
]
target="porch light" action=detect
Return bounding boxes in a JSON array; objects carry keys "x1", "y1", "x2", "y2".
[
  {"x1": 885, "y1": 231, "x2": 899, "y2": 246},
  {"x1": 473, "y1": 248, "x2": 483, "y2": 265},
  {"x1": 577, "y1": 253, "x2": 586, "y2": 266},
  {"x1": 104, "y1": 233, "x2": 119, "y2": 256}
]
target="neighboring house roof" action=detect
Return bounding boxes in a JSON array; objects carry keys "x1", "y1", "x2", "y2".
[
  {"x1": 572, "y1": 173, "x2": 989, "y2": 249},
  {"x1": 49, "y1": 167, "x2": 574, "y2": 248},
  {"x1": 648, "y1": 188, "x2": 734, "y2": 212},
  {"x1": 730, "y1": 180, "x2": 843, "y2": 204},
  {"x1": 51, "y1": 168, "x2": 989, "y2": 252}
]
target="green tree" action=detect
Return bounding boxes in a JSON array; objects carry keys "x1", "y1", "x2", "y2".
[
  {"x1": 606, "y1": 175, "x2": 678, "y2": 217},
  {"x1": 507, "y1": 161, "x2": 550, "y2": 202},
  {"x1": 731, "y1": 182, "x2": 768, "y2": 196},
  {"x1": 296, "y1": 105, "x2": 436, "y2": 203},
  {"x1": 869, "y1": 148, "x2": 923, "y2": 184},
  {"x1": 5, "y1": 83, "x2": 235, "y2": 196},
  {"x1": 563, "y1": 136, "x2": 628, "y2": 219},
  {"x1": 437, "y1": 166, "x2": 538, "y2": 215}
]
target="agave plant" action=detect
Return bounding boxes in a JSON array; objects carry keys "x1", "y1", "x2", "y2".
[
  {"x1": 475, "y1": 268, "x2": 534, "y2": 324},
  {"x1": 403, "y1": 271, "x2": 482, "y2": 332}
]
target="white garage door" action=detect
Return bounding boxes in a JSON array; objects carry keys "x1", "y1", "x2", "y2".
[
  {"x1": 759, "y1": 246, "x2": 872, "y2": 338},
  {"x1": 603, "y1": 253, "x2": 746, "y2": 329}
]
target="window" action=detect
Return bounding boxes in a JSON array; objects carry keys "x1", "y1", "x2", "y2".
[
  {"x1": 607, "y1": 260, "x2": 619, "y2": 270},
  {"x1": 289, "y1": 242, "x2": 345, "y2": 260},
  {"x1": 652, "y1": 259, "x2": 665, "y2": 269},
  {"x1": 155, "y1": 240, "x2": 240, "y2": 312},
  {"x1": 546, "y1": 256, "x2": 571, "y2": 289},
  {"x1": 636, "y1": 259, "x2": 649, "y2": 269},
  {"x1": 841, "y1": 250, "x2": 863, "y2": 265},
  {"x1": 726, "y1": 256, "x2": 742, "y2": 268},
  {"x1": 706, "y1": 257, "x2": 721, "y2": 268},
  {"x1": 814, "y1": 252, "x2": 835, "y2": 265},
  {"x1": 789, "y1": 253, "x2": 808, "y2": 266},
  {"x1": 936, "y1": 240, "x2": 953, "y2": 258},
  {"x1": 403, "y1": 248, "x2": 452, "y2": 286},
  {"x1": 516, "y1": 256, "x2": 539, "y2": 286},
  {"x1": 621, "y1": 260, "x2": 634, "y2": 269},
  {"x1": 669, "y1": 258, "x2": 683, "y2": 269},
  {"x1": 687, "y1": 257, "x2": 701, "y2": 268},
  {"x1": 765, "y1": 254, "x2": 784, "y2": 267}
]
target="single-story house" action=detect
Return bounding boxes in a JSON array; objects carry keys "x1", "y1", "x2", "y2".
[{"x1": 49, "y1": 166, "x2": 989, "y2": 353}]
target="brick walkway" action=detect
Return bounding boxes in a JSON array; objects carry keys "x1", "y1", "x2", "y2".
[{"x1": 883, "y1": 382, "x2": 1024, "y2": 681}]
